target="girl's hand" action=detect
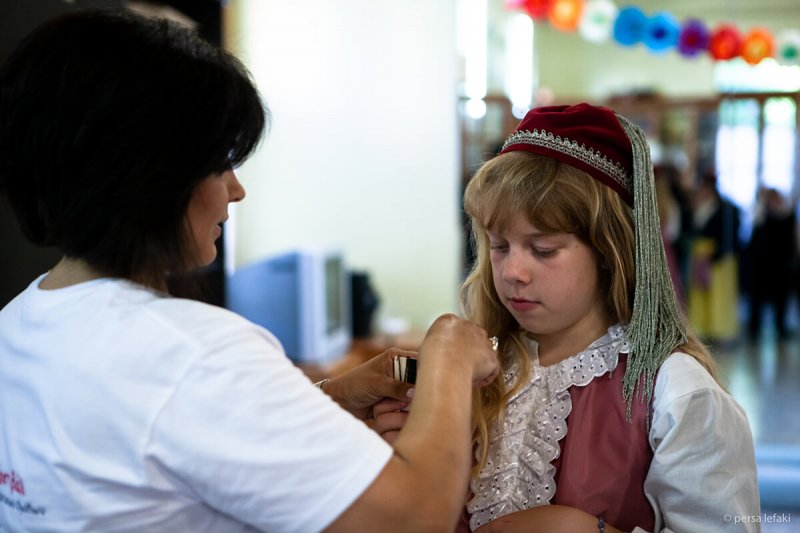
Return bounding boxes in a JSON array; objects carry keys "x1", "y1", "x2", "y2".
[
  {"x1": 473, "y1": 505, "x2": 624, "y2": 533},
  {"x1": 371, "y1": 397, "x2": 410, "y2": 444}
]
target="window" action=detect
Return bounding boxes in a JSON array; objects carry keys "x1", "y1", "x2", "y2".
[{"x1": 714, "y1": 59, "x2": 799, "y2": 216}]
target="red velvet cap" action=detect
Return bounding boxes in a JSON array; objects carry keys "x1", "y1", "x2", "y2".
[{"x1": 500, "y1": 103, "x2": 634, "y2": 205}]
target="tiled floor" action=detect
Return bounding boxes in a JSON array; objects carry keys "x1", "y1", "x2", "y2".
[
  {"x1": 713, "y1": 310, "x2": 800, "y2": 530},
  {"x1": 716, "y1": 331, "x2": 800, "y2": 447}
]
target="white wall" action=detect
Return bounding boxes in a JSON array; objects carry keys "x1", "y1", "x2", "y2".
[
  {"x1": 226, "y1": 0, "x2": 462, "y2": 330},
  {"x1": 536, "y1": 24, "x2": 716, "y2": 100}
]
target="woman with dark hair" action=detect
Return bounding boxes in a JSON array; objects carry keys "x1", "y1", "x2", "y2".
[{"x1": 0, "y1": 9, "x2": 498, "y2": 532}]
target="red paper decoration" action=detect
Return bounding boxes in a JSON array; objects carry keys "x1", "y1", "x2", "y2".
[
  {"x1": 709, "y1": 24, "x2": 742, "y2": 61},
  {"x1": 741, "y1": 28, "x2": 775, "y2": 65},
  {"x1": 525, "y1": 0, "x2": 554, "y2": 21}
]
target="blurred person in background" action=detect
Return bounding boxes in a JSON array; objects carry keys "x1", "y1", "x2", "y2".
[
  {"x1": 747, "y1": 187, "x2": 798, "y2": 340},
  {"x1": 686, "y1": 172, "x2": 743, "y2": 345}
]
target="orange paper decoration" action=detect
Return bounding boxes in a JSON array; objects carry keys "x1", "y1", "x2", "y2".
[
  {"x1": 741, "y1": 28, "x2": 775, "y2": 65},
  {"x1": 709, "y1": 24, "x2": 742, "y2": 61},
  {"x1": 549, "y1": 0, "x2": 585, "y2": 32}
]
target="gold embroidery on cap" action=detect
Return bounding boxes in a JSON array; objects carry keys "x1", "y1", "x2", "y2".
[{"x1": 502, "y1": 129, "x2": 631, "y2": 193}]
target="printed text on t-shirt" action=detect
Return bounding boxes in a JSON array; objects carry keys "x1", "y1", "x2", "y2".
[{"x1": 0, "y1": 466, "x2": 24, "y2": 496}]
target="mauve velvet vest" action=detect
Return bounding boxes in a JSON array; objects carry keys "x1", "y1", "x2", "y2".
[
  {"x1": 550, "y1": 353, "x2": 656, "y2": 531},
  {"x1": 458, "y1": 354, "x2": 656, "y2": 532}
]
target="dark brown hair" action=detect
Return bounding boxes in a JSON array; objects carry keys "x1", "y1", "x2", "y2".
[{"x1": 0, "y1": 9, "x2": 267, "y2": 287}]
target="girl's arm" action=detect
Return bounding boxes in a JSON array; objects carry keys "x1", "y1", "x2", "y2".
[
  {"x1": 472, "y1": 505, "x2": 624, "y2": 533},
  {"x1": 643, "y1": 354, "x2": 760, "y2": 532}
]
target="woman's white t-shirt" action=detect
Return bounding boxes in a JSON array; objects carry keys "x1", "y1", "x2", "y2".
[{"x1": 0, "y1": 275, "x2": 392, "y2": 532}]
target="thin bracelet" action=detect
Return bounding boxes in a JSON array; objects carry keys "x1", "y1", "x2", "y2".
[
  {"x1": 597, "y1": 517, "x2": 605, "y2": 533},
  {"x1": 313, "y1": 378, "x2": 331, "y2": 390}
]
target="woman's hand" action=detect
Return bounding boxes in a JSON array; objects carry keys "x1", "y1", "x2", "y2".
[
  {"x1": 323, "y1": 314, "x2": 499, "y2": 420},
  {"x1": 325, "y1": 316, "x2": 500, "y2": 532},
  {"x1": 418, "y1": 314, "x2": 500, "y2": 387},
  {"x1": 323, "y1": 348, "x2": 415, "y2": 420}
]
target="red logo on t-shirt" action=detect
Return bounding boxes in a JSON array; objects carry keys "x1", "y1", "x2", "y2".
[{"x1": 0, "y1": 467, "x2": 25, "y2": 496}]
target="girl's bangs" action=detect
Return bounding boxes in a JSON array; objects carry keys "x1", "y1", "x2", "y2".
[{"x1": 465, "y1": 152, "x2": 580, "y2": 236}]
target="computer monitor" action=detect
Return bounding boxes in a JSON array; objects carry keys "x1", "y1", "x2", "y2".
[{"x1": 226, "y1": 248, "x2": 351, "y2": 364}]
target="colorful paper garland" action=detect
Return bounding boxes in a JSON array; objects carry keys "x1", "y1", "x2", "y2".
[{"x1": 506, "y1": 0, "x2": 795, "y2": 65}]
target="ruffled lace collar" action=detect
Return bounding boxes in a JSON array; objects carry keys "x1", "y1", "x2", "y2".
[{"x1": 467, "y1": 325, "x2": 629, "y2": 530}]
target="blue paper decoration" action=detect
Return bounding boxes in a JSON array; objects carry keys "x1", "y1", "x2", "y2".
[
  {"x1": 613, "y1": 6, "x2": 647, "y2": 46},
  {"x1": 644, "y1": 12, "x2": 680, "y2": 52}
]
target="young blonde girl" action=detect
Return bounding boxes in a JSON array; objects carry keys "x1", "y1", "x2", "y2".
[
  {"x1": 459, "y1": 104, "x2": 758, "y2": 532},
  {"x1": 374, "y1": 103, "x2": 759, "y2": 532}
]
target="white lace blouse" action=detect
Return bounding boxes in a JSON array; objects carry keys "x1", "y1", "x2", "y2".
[{"x1": 467, "y1": 325, "x2": 760, "y2": 533}]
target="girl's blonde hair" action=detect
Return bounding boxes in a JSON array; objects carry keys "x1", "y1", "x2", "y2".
[{"x1": 460, "y1": 151, "x2": 717, "y2": 476}]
